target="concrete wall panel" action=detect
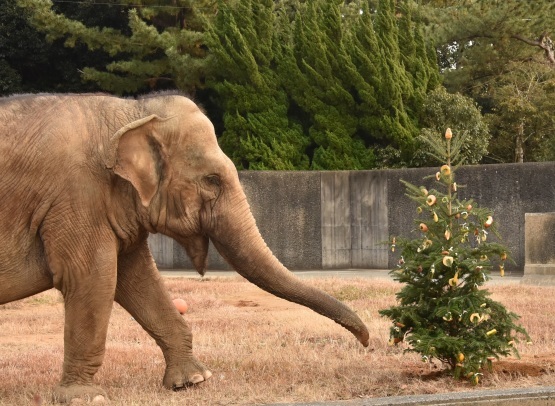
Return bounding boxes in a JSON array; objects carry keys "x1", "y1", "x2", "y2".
[
  {"x1": 321, "y1": 172, "x2": 351, "y2": 269},
  {"x1": 350, "y1": 171, "x2": 389, "y2": 268}
]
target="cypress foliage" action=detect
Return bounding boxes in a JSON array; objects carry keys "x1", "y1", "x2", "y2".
[
  {"x1": 277, "y1": 0, "x2": 375, "y2": 170},
  {"x1": 17, "y1": 0, "x2": 441, "y2": 169},
  {"x1": 206, "y1": 0, "x2": 309, "y2": 170},
  {"x1": 344, "y1": 1, "x2": 384, "y2": 146},
  {"x1": 374, "y1": 0, "x2": 418, "y2": 155},
  {"x1": 398, "y1": 0, "x2": 439, "y2": 119}
]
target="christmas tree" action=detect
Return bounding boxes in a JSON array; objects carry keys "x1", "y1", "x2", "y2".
[{"x1": 379, "y1": 128, "x2": 530, "y2": 384}]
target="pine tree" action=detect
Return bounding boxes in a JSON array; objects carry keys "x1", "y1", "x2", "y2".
[
  {"x1": 379, "y1": 128, "x2": 530, "y2": 383},
  {"x1": 486, "y1": 61, "x2": 555, "y2": 163},
  {"x1": 17, "y1": 0, "x2": 212, "y2": 94},
  {"x1": 422, "y1": 0, "x2": 555, "y2": 163},
  {"x1": 2, "y1": 0, "x2": 129, "y2": 94},
  {"x1": 424, "y1": 0, "x2": 555, "y2": 85}
]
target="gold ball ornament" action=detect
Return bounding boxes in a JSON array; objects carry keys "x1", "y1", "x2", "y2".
[{"x1": 440, "y1": 165, "x2": 451, "y2": 176}]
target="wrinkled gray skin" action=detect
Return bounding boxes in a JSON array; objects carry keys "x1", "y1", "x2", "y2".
[{"x1": 0, "y1": 93, "x2": 369, "y2": 403}]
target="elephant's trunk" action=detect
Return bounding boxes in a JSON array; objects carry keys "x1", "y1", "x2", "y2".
[{"x1": 209, "y1": 189, "x2": 370, "y2": 347}]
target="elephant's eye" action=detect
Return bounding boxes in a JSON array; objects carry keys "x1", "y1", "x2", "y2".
[{"x1": 205, "y1": 174, "x2": 221, "y2": 187}]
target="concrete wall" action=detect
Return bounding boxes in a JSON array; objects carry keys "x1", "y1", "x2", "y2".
[
  {"x1": 522, "y1": 213, "x2": 555, "y2": 284},
  {"x1": 148, "y1": 162, "x2": 555, "y2": 274}
]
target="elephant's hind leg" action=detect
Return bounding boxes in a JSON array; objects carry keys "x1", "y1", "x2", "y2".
[{"x1": 115, "y1": 240, "x2": 212, "y2": 389}]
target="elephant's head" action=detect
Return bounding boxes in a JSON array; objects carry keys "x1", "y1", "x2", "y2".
[{"x1": 105, "y1": 94, "x2": 369, "y2": 347}]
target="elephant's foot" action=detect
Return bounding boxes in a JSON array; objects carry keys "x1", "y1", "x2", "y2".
[
  {"x1": 53, "y1": 384, "x2": 109, "y2": 404},
  {"x1": 163, "y1": 357, "x2": 212, "y2": 390}
]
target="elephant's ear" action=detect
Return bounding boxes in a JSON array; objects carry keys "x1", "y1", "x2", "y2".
[{"x1": 106, "y1": 115, "x2": 165, "y2": 208}]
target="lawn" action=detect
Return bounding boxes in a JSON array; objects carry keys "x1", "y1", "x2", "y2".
[{"x1": 1, "y1": 276, "x2": 554, "y2": 405}]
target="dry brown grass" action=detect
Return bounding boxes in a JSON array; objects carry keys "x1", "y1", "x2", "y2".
[{"x1": 1, "y1": 276, "x2": 555, "y2": 405}]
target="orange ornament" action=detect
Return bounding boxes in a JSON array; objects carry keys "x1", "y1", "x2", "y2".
[{"x1": 173, "y1": 298, "x2": 188, "y2": 314}]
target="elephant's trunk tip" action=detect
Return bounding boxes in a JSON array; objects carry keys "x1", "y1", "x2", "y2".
[
  {"x1": 351, "y1": 326, "x2": 370, "y2": 347},
  {"x1": 359, "y1": 333, "x2": 370, "y2": 347},
  {"x1": 335, "y1": 314, "x2": 370, "y2": 347}
]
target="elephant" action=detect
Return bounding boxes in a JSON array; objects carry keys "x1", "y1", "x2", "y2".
[{"x1": 0, "y1": 93, "x2": 369, "y2": 403}]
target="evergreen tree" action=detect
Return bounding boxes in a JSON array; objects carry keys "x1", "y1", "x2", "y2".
[
  {"x1": 412, "y1": 87, "x2": 490, "y2": 167},
  {"x1": 486, "y1": 61, "x2": 555, "y2": 163},
  {"x1": 16, "y1": 0, "x2": 440, "y2": 170},
  {"x1": 422, "y1": 0, "x2": 555, "y2": 163},
  {"x1": 205, "y1": 0, "x2": 309, "y2": 170},
  {"x1": 346, "y1": 0, "x2": 439, "y2": 167},
  {"x1": 397, "y1": 0, "x2": 440, "y2": 119},
  {"x1": 373, "y1": 0, "x2": 417, "y2": 155},
  {"x1": 344, "y1": 0, "x2": 382, "y2": 145},
  {"x1": 1, "y1": 0, "x2": 122, "y2": 94},
  {"x1": 277, "y1": 0, "x2": 374, "y2": 170},
  {"x1": 423, "y1": 0, "x2": 555, "y2": 93},
  {"x1": 380, "y1": 128, "x2": 530, "y2": 383},
  {"x1": 17, "y1": 0, "x2": 213, "y2": 95}
]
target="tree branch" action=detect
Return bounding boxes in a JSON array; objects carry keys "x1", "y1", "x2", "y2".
[{"x1": 512, "y1": 33, "x2": 555, "y2": 65}]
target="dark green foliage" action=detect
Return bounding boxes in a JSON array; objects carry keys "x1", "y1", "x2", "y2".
[
  {"x1": 0, "y1": 0, "x2": 119, "y2": 94},
  {"x1": 276, "y1": 1, "x2": 373, "y2": 170},
  {"x1": 412, "y1": 87, "x2": 490, "y2": 167},
  {"x1": 208, "y1": 0, "x2": 436, "y2": 170},
  {"x1": 17, "y1": 0, "x2": 212, "y2": 95},
  {"x1": 379, "y1": 128, "x2": 530, "y2": 383},
  {"x1": 16, "y1": 0, "x2": 441, "y2": 169},
  {"x1": 273, "y1": 0, "x2": 439, "y2": 169},
  {"x1": 206, "y1": 0, "x2": 310, "y2": 170}
]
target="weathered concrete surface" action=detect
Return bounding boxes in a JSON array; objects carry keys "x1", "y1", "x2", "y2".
[
  {"x1": 522, "y1": 213, "x2": 555, "y2": 286},
  {"x1": 269, "y1": 386, "x2": 555, "y2": 405}
]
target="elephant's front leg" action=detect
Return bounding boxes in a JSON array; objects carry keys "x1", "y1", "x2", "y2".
[
  {"x1": 115, "y1": 240, "x2": 212, "y2": 389},
  {"x1": 43, "y1": 233, "x2": 118, "y2": 403}
]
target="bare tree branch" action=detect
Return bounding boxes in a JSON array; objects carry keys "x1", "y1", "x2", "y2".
[{"x1": 512, "y1": 33, "x2": 555, "y2": 65}]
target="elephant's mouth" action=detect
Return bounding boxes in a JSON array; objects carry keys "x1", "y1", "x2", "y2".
[{"x1": 179, "y1": 234, "x2": 209, "y2": 276}]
